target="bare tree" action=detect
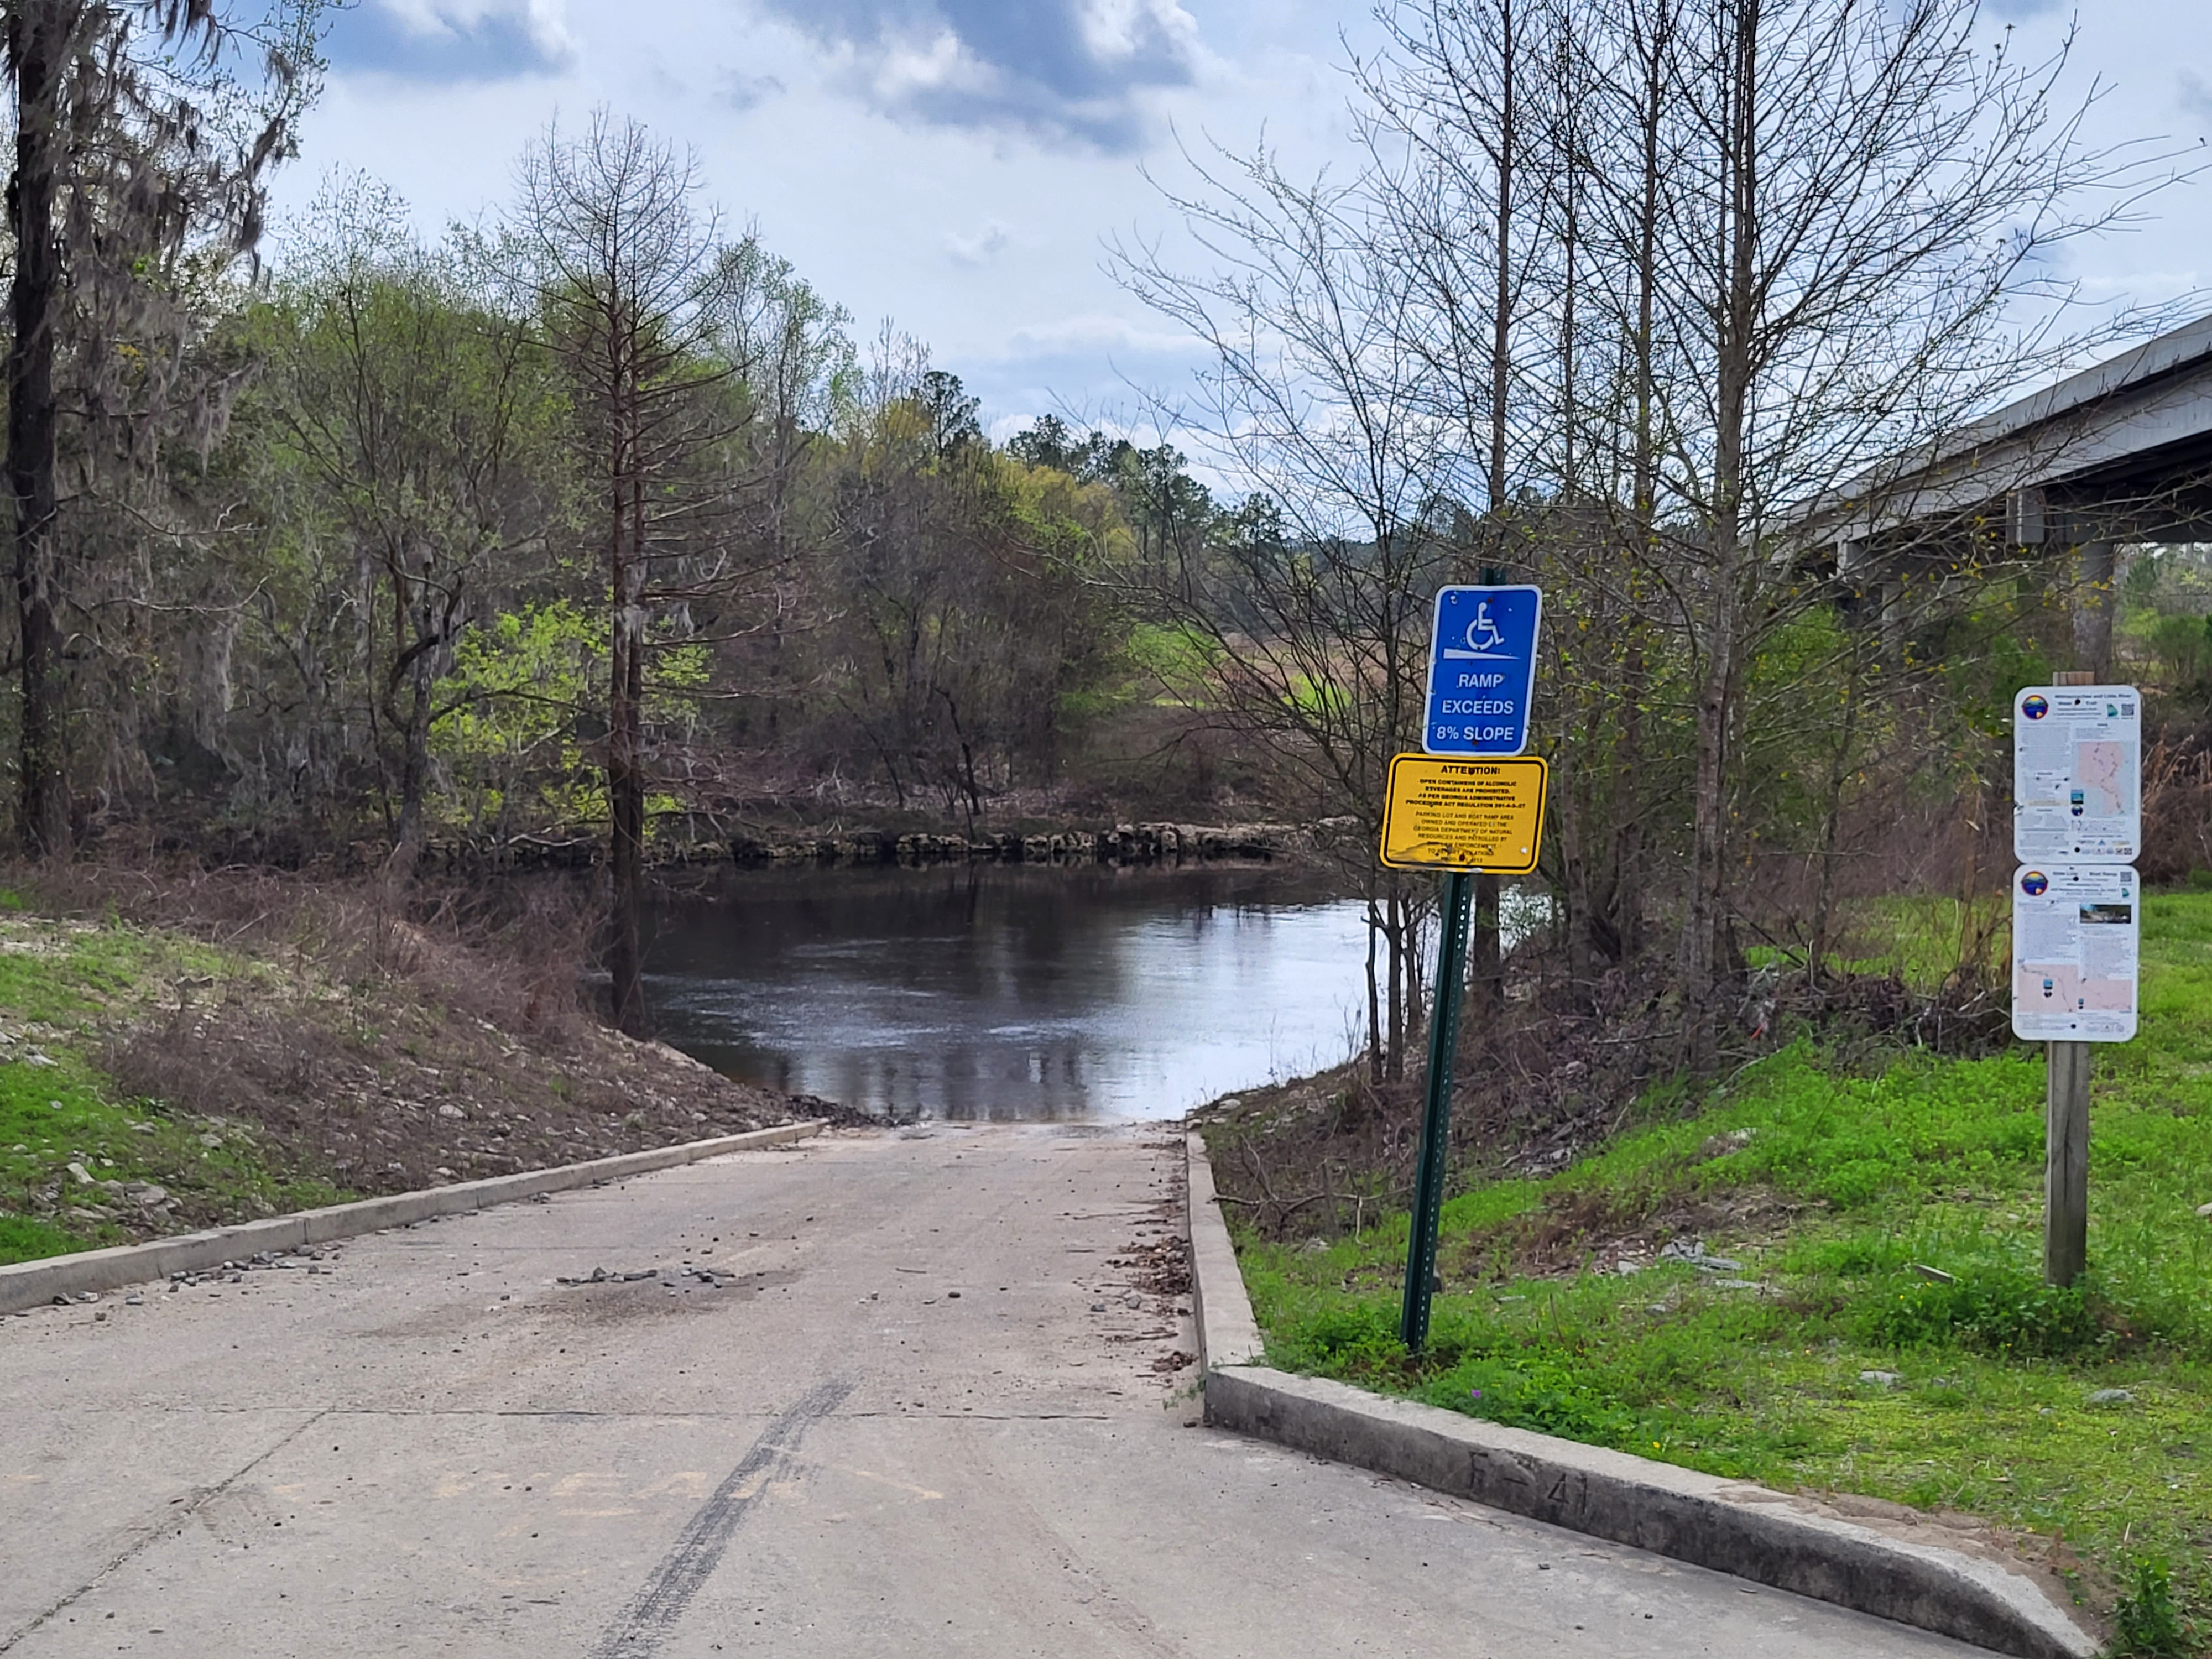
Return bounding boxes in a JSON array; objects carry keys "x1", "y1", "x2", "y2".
[
  {"x1": 1120, "y1": 0, "x2": 2173, "y2": 1074},
  {"x1": 1620, "y1": 0, "x2": 2158, "y2": 1052},
  {"x1": 1110, "y1": 150, "x2": 1463, "y2": 1078},
  {"x1": 505, "y1": 112, "x2": 750, "y2": 1035},
  {"x1": 1357, "y1": 0, "x2": 1553, "y2": 1015}
]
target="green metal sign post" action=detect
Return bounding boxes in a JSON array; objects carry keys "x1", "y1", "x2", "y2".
[{"x1": 1400, "y1": 867, "x2": 1475, "y2": 1353}]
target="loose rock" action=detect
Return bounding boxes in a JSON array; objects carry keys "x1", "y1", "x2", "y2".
[{"x1": 1659, "y1": 1239, "x2": 1743, "y2": 1273}]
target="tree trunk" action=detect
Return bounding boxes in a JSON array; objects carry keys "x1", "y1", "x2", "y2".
[
  {"x1": 1609, "y1": 0, "x2": 1666, "y2": 978},
  {"x1": 2070, "y1": 541, "x2": 2117, "y2": 681},
  {"x1": 607, "y1": 425, "x2": 649, "y2": 1037},
  {"x1": 8, "y1": 2, "x2": 71, "y2": 859},
  {"x1": 387, "y1": 558, "x2": 441, "y2": 873},
  {"x1": 1558, "y1": 715, "x2": 1594, "y2": 992},
  {"x1": 1609, "y1": 605, "x2": 1648, "y2": 969},
  {"x1": 1385, "y1": 885, "x2": 1406, "y2": 1082},
  {"x1": 1406, "y1": 892, "x2": 1426, "y2": 1044},
  {"x1": 1365, "y1": 890, "x2": 1384, "y2": 1086},
  {"x1": 1682, "y1": 0, "x2": 1761, "y2": 1066},
  {"x1": 1468, "y1": 0, "x2": 1521, "y2": 1018},
  {"x1": 390, "y1": 664, "x2": 432, "y2": 875},
  {"x1": 1806, "y1": 648, "x2": 1863, "y2": 988}
]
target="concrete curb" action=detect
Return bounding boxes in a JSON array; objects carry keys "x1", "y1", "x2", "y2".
[
  {"x1": 1181, "y1": 1133, "x2": 2098, "y2": 1659},
  {"x1": 1185, "y1": 1131, "x2": 1261, "y2": 1369},
  {"x1": 2, "y1": 1119, "x2": 825, "y2": 1315}
]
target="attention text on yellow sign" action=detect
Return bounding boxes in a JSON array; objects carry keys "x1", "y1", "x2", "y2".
[{"x1": 1379, "y1": 753, "x2": 1548, "y2": 873}]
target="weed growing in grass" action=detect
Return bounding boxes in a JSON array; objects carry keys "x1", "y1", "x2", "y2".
[
  {"x1": 2116, "y1": 1558, "x2": 2187, "y2": 1657},
  {"x1": 1857, "y1": 1266, "x2": 2109, "y2": 1358}
]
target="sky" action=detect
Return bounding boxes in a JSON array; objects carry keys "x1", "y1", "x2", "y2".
[{"x1": 283, "y1": 0, "x2": 2212, "y2": 445}]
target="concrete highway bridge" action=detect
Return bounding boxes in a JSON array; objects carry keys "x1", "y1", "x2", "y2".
[{"x1": 1787, "y1": 309, "x2": 2212, "y2": 675}]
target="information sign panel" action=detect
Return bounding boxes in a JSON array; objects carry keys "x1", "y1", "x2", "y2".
[
  {"x1": 2012, "y1": 863, "x2": 2139, "y2": 1042},
  {"x1": 1379, "y1": 754, "x2": 1548, "y2": 873},
  {"x1": 1423, "y1": 585, "x2": 1543, "y2": 755},
  {"x1": 2013, "y1": 685, "x2": 2141, "y2": 863}
]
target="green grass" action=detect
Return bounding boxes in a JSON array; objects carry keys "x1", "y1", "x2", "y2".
[
  {"x1": 1230, "y1": 889, "x2": 2212, "y2": 1650},
  {"x1": 0, "y1": 918, "x2": 348, "y2": 1265},
  {"x1": 1126, "y1": 621, "x2": 1218, "y2": 708}
]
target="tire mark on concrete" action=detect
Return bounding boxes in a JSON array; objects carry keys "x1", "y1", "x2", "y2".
[
  {"x1": 0, "y1": 1408, "x2": 328, "y2": 1654},
  {"x1": 589, "y1": 1379, "x2": 851, "y2": 1659}
]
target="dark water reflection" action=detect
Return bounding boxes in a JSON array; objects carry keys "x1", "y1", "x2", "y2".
[{"x1": 643, "y1": 865, "x2": 1371, "y2": 1121}]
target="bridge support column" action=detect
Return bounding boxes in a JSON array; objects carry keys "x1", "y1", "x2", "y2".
[
  {"x1": 2069, "y1": 540, "x2": 2117, "y2": 681},
  {"x1": 1876, "y1": 576, "x2": 1907, "y2": 665}
]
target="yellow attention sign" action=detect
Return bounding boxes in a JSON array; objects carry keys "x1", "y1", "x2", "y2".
[{"x1": 1379, "y1": 753, "x2": 1548, "y2": 873}]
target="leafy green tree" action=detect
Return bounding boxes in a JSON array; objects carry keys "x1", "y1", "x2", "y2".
[
  {"x1": 246, "y1": 181, "x2": 566, "y2": 865},
  {"x1": 816, "y1": 368, "x2": 1126, "y2": 825}
]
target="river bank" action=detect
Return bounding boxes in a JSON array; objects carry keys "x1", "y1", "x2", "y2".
[
  {"x1": 220, "y1": 816, "x2": 1362, "y2": 879},
  {"x1": 0, "y1": 868, "x2": 815, "y2": 1267}
]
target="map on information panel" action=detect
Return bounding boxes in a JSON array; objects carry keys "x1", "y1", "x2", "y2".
[
  {"x1": 2013, "y1": 685, "x2": 2140, "y2": 863},
  {"x1": 2012, "y1": 863, "x2": 2139, "y2": 1042}
]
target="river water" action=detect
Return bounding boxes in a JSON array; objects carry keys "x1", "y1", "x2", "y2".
[{"x1": 644, "y1": 865, "x2": 1373, "y2": 1121}]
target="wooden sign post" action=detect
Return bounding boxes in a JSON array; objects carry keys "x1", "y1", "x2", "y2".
[{"x1": 2045, "y1": 1035, "x2": 2091, "y2": 1287}]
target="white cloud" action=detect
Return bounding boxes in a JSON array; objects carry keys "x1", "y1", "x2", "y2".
[
  {"x1": 285, "y1": 0, "x2": 2211, "y2": 447},
  {"x1": 944, "y1": 218, "x2": 1014, "y2": 265},
  {"x1": 327, "y1": 0, "x2": 576, "y2": 82},
  {"x1": 1079, "y1": 0, "x2": 1202, "y2": 66},
  {"x1": 2181, "y1": 69, "x2": 2212, "y2": 128},
  {"x1": 752, "y1": 0, "x2": 1204, "y2": 151},
  {"x1": 716, "y1": 70, "x2": 789, "y2": 112}
]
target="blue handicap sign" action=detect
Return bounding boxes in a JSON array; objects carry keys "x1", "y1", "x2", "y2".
[{"x1": 1424, "y1": 585, "x2": 1542, "y2": 755}]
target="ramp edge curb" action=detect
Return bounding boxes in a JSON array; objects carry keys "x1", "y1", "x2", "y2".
[{"x1": 2, "y1": 1119, "x2": 825, "y2": 1313}]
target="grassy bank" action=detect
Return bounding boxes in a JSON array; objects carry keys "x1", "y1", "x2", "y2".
[
  {"x1": 0, "y1": 909, "x2": 349, "y2": 1262},
  {"x1": 0, "y1": 873, "x2": 800, "y2": 1269},
  {"x1": 1222, "y1": 890, "x2": 2212, "y2": 1653}
]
